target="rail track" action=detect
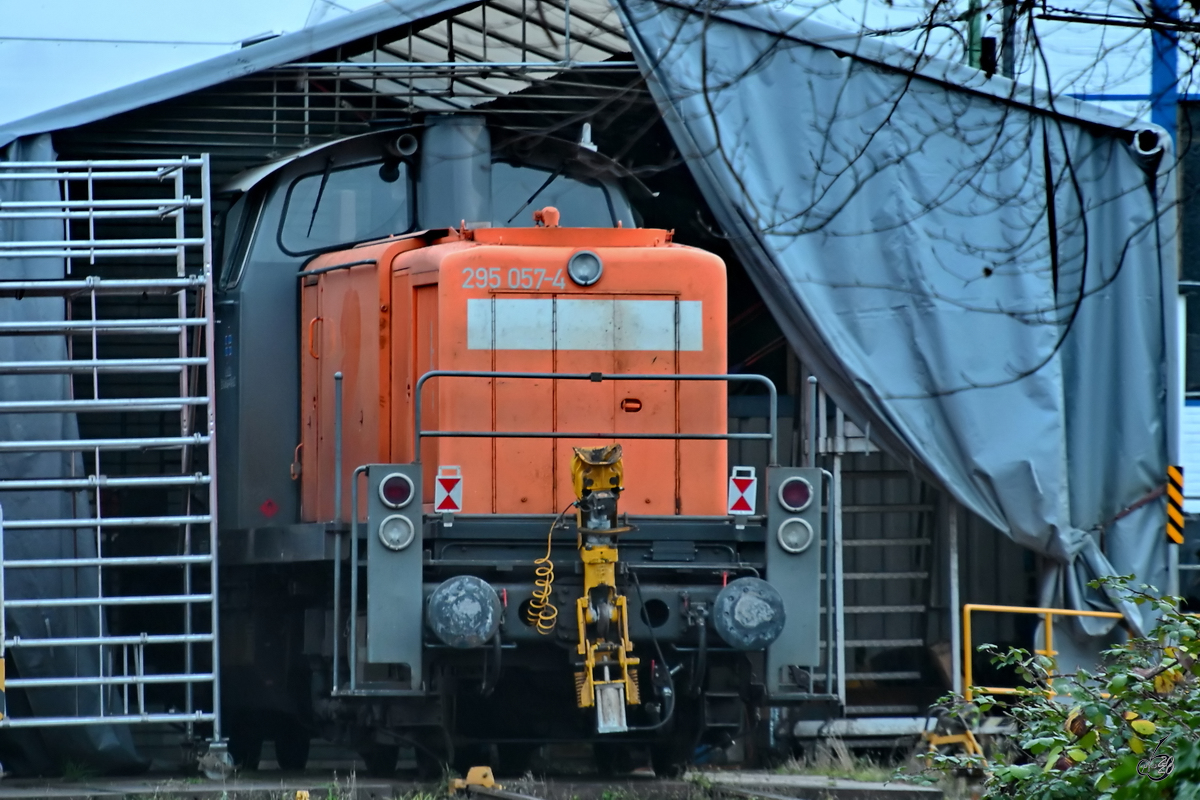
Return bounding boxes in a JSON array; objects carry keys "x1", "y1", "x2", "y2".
[
  {"x1": 0, "y1": 769, "x2": 949, "y2": 800},
  {"x1": 447, "y1": 766, "x2": 945, "y2": 800}
]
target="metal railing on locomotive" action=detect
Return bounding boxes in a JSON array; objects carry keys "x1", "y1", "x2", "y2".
[
  {"x1": 0, "y1": 158, "x2": 222, "y2": 743},
  {"x1": 329, "y1": 370, "x2": 840, "y2": 702}
]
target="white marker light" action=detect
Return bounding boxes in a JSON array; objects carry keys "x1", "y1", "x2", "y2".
[
  {"x1": 777, "y1": 517, "x2": 815, "y2": 554},
  {"x1": 378, "y1": 514, "x2": 416, "y2": 551},
  {"x1": 567, "y1": 251, "x2": 603, "y2": 286}
]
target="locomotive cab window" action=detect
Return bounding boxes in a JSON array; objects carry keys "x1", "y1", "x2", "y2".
[
  {"x1": 493, "y1": 163, "x2": 634, "y2": 227},
  {"x1": 217, "y1": 187, "x2": 265, "y2": 291},
  {"x1": 278, "y1": 160, "x2": 413, "y2": 255}
]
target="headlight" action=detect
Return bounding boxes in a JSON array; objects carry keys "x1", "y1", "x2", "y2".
[
  {"x1": 777, "y1": 517, "x2": 814, "y2": 554},
  {"x1": 378, "y1": 472, "x2": 415, "y2": 509},
  {"x1": 378, "y1": 514, "x2": 416, "y2": 551},
  {"x1": 778, "y1": 476, "x2": 813, "y2": 512},
  {"x1": 567, "y1": 250, "x2": 603, "y2": 286}
]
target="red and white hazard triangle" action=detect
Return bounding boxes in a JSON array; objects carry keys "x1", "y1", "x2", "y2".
[
  {"x1": 435, "y1": 466, "x2": 463, "y2": 513},
  {"x1": 727, "y1": 466, "x2": 757, "y2": 515}
]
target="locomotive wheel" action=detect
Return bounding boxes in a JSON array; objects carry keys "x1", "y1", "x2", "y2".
[
  {"x1": 274, "y1": 726, "x2": 311, "y2": 771},
  {"x1": 228, "y1": 730, "x2": 263, "y2": 771},
  {"x1": 651, "y1": 695, "x2": 702, "y2": 778},
  {"x1": 593, "y1": 742, "x2": 634, "y2": 776},
  {"x1": 415, "y1": 741, "x2": 451, "y2": 780},
  {"x1": 495, "y1": 743, "x2": 536, "y2": 777},
  {"x1": 650, "y1": 743, "x2": 689, "y2": 779},
  {"x1": 359, "y1": 743, "x2": 400, "y2": 777},
  {"x1": 452, "y1": 743, "x2": 493, "y2": 776}
]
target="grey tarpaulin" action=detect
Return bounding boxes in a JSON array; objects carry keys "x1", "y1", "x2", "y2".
[
  {"x1": 618, "y1": 0, "x2": 1177, "y2": 663},
  {"x1": 0, "y1": 135, "x2": 145, "y2": 774}
]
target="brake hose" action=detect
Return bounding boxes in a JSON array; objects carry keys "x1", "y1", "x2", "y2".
[
  {"x1": 526, "y1": 502, "x2": 575, "y2": 634},
  {"x1": 628, "y1": 570, "x2": 677, "y2": 732}
]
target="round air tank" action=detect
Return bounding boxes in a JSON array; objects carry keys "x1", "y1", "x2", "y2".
[
  {"x1": 712, "y1": 577, "x2": 787, "y2": 650},
  {"x1": 418, "y1": 115, "x2": 493, "y2": 230},
  {"x1": 427, "y1": 575, "x2": 502, "y2": 648}
]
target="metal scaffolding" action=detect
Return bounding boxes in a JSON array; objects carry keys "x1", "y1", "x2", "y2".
[{"x1": 0, "y1": 157, "x2": 220, "y2": 738}]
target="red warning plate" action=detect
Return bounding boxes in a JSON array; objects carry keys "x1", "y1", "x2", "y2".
[
  {"x1": 727, "y1": 467, "x2": 757, "y2": 516},
  {"x1": 435, "y1": 466, "x2": 463, "y2": 513}
]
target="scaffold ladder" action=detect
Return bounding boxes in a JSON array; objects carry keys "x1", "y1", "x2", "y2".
[{"x1": 0, "y1": 156, "x2": 224, "y2": 767}]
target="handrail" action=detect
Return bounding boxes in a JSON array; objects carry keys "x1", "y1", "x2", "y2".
[
  {"x1": 413, "y1": 370, "x2": 779, "y2": 465},
  {"x1": 962, "y1": 603, "x2": 1124, "y2": 701}
]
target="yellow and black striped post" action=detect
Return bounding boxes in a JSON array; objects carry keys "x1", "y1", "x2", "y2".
[{"x1": 1167, "y1": 466, "x2": 1185, "y2": 545}]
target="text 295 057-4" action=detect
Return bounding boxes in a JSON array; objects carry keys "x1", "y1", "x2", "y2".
[{"x1": 462, "y1": 267, "x2": 567, "y2": 290}]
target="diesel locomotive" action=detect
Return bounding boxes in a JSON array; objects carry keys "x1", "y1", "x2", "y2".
[{"x1": 214, "y1": 115, "x2": 825, "y2": 776}]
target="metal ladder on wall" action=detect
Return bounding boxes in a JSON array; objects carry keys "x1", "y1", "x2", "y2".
[
  {"x1": 814, "y1": 387, "x2": 938, "y2": 717},
  {"x1": 0, "y1": 157, "x2": 223, "y2": 763}
]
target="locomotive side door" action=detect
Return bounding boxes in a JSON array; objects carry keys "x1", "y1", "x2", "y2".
[
  {"x1": 491, "y1": 293, "x2": 556, "y2": 515},
  {"x1": 611, "y1": 297, "x2": 679, "y2": 515},
  {"x1": 301, "y1": 262, "x2": 384, "y2": 522},
  {"x1": 551, "y1": 295, "x2": 616, "y2": 512},
  {"x1": 300, "y1": 274, "x2": 321, "y2": 519}
]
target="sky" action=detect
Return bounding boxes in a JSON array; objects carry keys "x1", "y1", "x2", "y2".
[
  {"x1": 793, "y1": 0, "x2": 1173, "y2": 123},
  {"x1": 0, "y1": 0, "x2": 1185, "y2": 135},
  {"x1": 0, "y1": 0, "x2": 376, "y2": 126}
]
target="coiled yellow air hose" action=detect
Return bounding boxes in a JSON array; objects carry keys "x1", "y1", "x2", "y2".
[{"x1": 527, "y1": 503, "x2": 574, "y2": 635}]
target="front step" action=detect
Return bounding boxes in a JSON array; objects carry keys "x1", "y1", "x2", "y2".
[
  {"x1": 791, "y1": 715, "x2": 1016, "y2": 737},
  {"x1": 704, "y1": 692, "x2": 743, "y2": 729}
]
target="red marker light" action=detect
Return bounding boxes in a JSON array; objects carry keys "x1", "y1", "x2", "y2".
[
  {"x1": 379, "y1": 473, "x2": 415, "y2": 509},
  {"x1": 778, "y1": 477, "x2": 813, "y2": 512}
]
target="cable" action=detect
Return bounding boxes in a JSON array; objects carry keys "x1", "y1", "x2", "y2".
[
  {"x1": 481, "y1": 630, "x2": 502, "y2": 697},
  {"x1": 628, "y1": 570, "x2": 677, "y2": 732},
  {"x1": 526, "y1": 502, "x2": 574, "y2": 634}
]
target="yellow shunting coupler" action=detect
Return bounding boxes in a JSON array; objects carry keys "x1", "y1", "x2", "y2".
[{"x1": 570, "y1": 445, "x2": 640, "y2": 733}]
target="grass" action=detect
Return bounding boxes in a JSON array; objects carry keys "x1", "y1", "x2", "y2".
[
  {"x1": 60, "y1": 759, "x2": 99, "y2": 782},
  {"x1": 108, "y1": 775, "x2": 452, "y2": 800},
  {"x1": 775, "y1": 738, "x2": 894, "y2": 783},
  {"x1": 599, "y1": 790, "x2": 638, "y2": 800},
  {"x1": 773, "y1": 738, "x2": 986, "y2": 798},
  {"x1": 505, "y1": 771, "x2": 550, "y2": 800}
]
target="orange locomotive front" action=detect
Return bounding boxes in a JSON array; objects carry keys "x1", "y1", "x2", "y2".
[
  {"x1": 216, "y1": 121, "x2": 825, "y2": 777},
  {"x1": 289, "y1": 209, "x2": 813, "y2": 775},
  {"x1": 300, "y1": 216, "x2": 727, "y2": 521}
]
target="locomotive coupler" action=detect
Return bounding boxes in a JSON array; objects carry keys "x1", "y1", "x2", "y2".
[{"x1": 570, "y1": 443, "x2": 640, "y2": 733}]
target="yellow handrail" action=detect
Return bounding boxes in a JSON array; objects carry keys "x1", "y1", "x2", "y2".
[{"x1": 962, "y1": 603, "x2": 1124, "y2": 701}]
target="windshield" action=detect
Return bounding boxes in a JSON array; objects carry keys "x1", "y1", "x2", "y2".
[
  {"x1": 493, "y1": 163, "x2": 627, "y2": 227},
  {"x1": 279, "y1": 160, "x2": 412, "y2": 255}
]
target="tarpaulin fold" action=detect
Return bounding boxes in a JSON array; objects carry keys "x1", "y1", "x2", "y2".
[
  {"x1": 0, "y1": 135, "x2": 145, "y2": 775},
  {"x1": 617, "y1": 0, "x2": 1177, "y2": 658}
]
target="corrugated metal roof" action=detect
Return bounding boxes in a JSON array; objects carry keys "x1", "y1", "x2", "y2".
[
  {"x1": 0, "y1": 0, "x2": 469, "y2": 148},
  {"x1": 0, "y1": 1, "x2": 375, "y2": 134},
  {"x1": 3, "y1": 0, "x2": 1152, "y2": 152}
]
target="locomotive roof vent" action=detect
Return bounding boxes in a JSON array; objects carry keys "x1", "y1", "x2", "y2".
[{"x1": 418, "y1": 115, "x2": 493, "y2": 231}]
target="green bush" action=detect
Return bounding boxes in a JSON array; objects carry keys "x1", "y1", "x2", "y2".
[{"x1": 903, "y1": 575, "x2": 1200, "y2": 799}]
